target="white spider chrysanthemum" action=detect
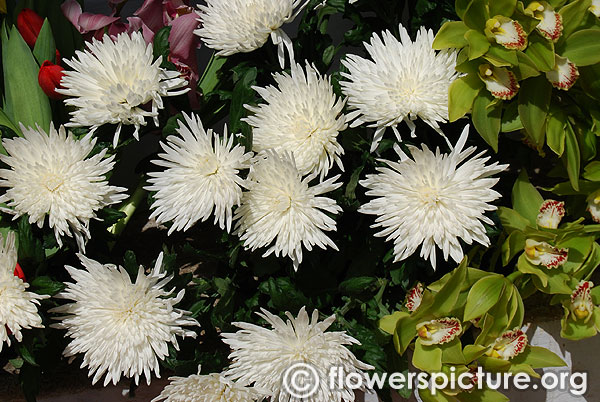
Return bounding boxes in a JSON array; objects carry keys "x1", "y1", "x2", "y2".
[
  {"x1": 234, "y1": 151, "x2": 342, "y2": 271},
  {"x1": 51, "y1": 253, "x2": 199, "y2": 386},
  {"x1": 340, "y1": 24, "x2": 458, "y2": 151},
  {"x1": 0, "y1": 124, "x2": 127, "y2": 252},
  {"x1": 195, "y1": 0, "x2": 309, "y2": 68},
  {"x1": 222, "y1": 307, "x2": 373, "y2": 402},
  {"x1": 57, "y1": 31, "x2": 189, "y2": 147},
  {"x1": 146, "y1": 113, "x2": 252, "y2": 234},
  {"x1": 0, "y1": 233, "x2": 48, "y2": 352},
  {"x1": 359, "y1": 125, "x2": 507, "y2": 269},
  {"x1": 152, "y1": 366, "x2": 268, "y2": 402},
  {"x1": 244, "y1": 62, "x2": 347, "y2": 180}
]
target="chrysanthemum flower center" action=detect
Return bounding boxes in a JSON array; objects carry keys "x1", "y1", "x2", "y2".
[
  {"x1": 417, "y1": 185, "x2": 442, "y2": 205},
  {"x1": 197, "y1": 155, "x2": 220, "y2": 176},
  {"x1": 43, "y1": 173, "x2": 65, "y2": 193}
]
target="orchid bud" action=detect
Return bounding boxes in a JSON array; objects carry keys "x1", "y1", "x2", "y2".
[
  {"x1": 17, "y1": 8, "x2": 44, "y2": 47},
  {"x1": 38, "y1": 60, "x2": 66, "y2": 100}
]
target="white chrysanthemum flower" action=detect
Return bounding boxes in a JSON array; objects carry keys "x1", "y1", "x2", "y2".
[
  {"x1": 222, "y1": 307, "x2": 374, "y2": 402},
  {"x1": 0, "y1": 124, "x2": 127, "y2": 252},
  {"x1": 146, "y1": 113, "x2": 252, "y2": 234},
  {"x1": 152, "y1": 366, "x2": 268, "y2": 402},
  {"x1": 196, "y1": 0, "x2": 309, "y2": 68},
  {"x1": 244, "y1": 62, "x2": 346, "y2": 180},
  {"x1": 234, "y1": 151, "x2": 342, "y2": 270},
  {"x1": 58, "y1": 31, "x2": 189, "y2": 147},
  {"x1": 340, "y1": 24, "x2": 458, "y2": 151},
  {"x1": 51, "y1": 253, "x2": 199, "y2": 386},
  {"x1": 0, "y1": 233, "x2": 48, "y2": 352},
  {"x1": 359, "y1": 125, "x2": 507, "y2": 270}
]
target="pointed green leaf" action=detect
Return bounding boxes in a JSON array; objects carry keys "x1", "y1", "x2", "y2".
[
  {"x1": 518, "y1": 76, "x2": 552, "y2": 147},
  {"x1": 449, "y1": 74, "x2": 483, "y2": 122},
  {"x1": 379, "y1": 311, "x2": 409, "y2": 335},
  {"x1": 562, "y1": 29, "x2": 600, "y2": 67},
  {"x1": 464, "y1": 276, "x2": 507, "y2": 321},
  {"x1": 546, "y1": 108, "x2": 567, "y2": 156},
  {"x1": 3, "y1": 27, "x2": 52, "y2": 131},
  {"x1": 563, "y1": 122, "x2": 580, "y2": 191},
  {"x1": 433, "y1": 21, "x2": 469, "y2": 49},
  {"x1": 511, "y1": 170, "x2": 544, "y2": 224},
  {"x1": 465, "y1": 29, "x2": 490, "y2": 60},
  {"x1": 472, "y1": 91, "x2": 502, "y2": 151},
  {"x1": 525, "y1": 33, "x2": 555, "y2": 72},
  {"x1": 510, "y1": 346, "x2": 566, "y2": 368},
  {"x1": 559, "y1": 0, "x2": 593, "y2": 38},
  {"x1": 32, "y1": 18, "x2": 56, "y2": 65}
]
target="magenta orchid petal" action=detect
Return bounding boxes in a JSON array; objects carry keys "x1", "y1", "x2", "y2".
[
  {"x1": 135, "y1": 0, "x2": 164, "y2": 33},
  {"x1": 61, "y1": 0, "x2": 83, "y2": 30},
  {"x1": 169, "y1": 12, "x2": 200, "y2": 63},
  {"x1": 77, "y1": 13, "x2": 120, "y2": 33}
]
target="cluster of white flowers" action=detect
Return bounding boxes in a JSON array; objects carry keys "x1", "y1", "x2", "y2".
[{"x1": 0, "y1": 2, "x2": 514, "y2": 398}]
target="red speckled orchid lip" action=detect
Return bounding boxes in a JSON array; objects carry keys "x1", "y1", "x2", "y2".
[
  {"x1": 526, "y1": 1, "x2": 563, "y2": 42},
  {"x1": 405, "y1": 283, "x2": 423, "y2": 312},
  {"x1": 416, "y1": 317, "x2": 462, "y2": 346},
  {"x1": 486, "y1": 16, "x2": 528, "y2": 51},
  {"x1": 537, "y1": 199, "x2": 565, "y2": 229},
  {"x1": 524, "y1": 239, "x2": 568, "y2": 269},
  {"x1": 570, "y1": 280, "x2": 595, "y2": 321},
  {"x1": 487, "y1": 329, "x2": 528, "y2": 360},
  {"x1": 546, "y1": 55, "x2": 579, "y2": 91},
  {"x1": 478, "y1": 64, "x2": 519, "y2": 100}
]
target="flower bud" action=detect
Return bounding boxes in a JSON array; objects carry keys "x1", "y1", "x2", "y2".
[
  {"x1": 38, "y1": 60, "x2": 66, "y2": 100},
  {"x1": 17, "y1": 8, "x2": 44, "y2": 47},
  {"x1": 14, "y1": 263, "x2": 25, "y2": 281}
]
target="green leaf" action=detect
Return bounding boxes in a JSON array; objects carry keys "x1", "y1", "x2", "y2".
[
  {"x1": 0, "y1": 107, "x2": 21, "y2": 137},
  {"x1": 561, "y1": 29, "x2": 600, "y2": 66},
  {"x1": 478, "y1": 355, "x2": 511, "y2": 371},
  {"x1": 448, "y1": 74, "x2": 483, "y2": 121},
  {"x1": 583, "y1": 161, "x2": 600, "y2": 181},
  {"x1": 502, "y1": 230, "x2": 527, "y2": 265},
  {"x1": 563, "y1": 122, "x2": 581, "y2": 191},
  {"x1": 413, "y1": 339, "x2": 443, "y2": 372},
  {"x1": 514, "y1": 51, "x2": 541, "y2": 80},
  {"x1": 511, "y1": 170, "x2": 544, "y2": 224},
  {"x1": 485, "y1": 45, "x2": 519, "y2": 66},
  {"x1": 489, "y1": 0, "x2": 517, "y2": 17},
  {"x1": 472, "y1": 91, "x2": 502, "y2": 151},
  {"x1": 497, "y1": 206, "x2": 532, "y2": 232},
  {"x1": 229, "y1": 67, "x2": 257, "y2": 149},
  {"x1": 393, "y1": 314, "x2": 419, "y2": 355},
  {"x1": 339, "y1": 276, "x2": 378, "y2": 295},
  {"x1": 432, "y1": 21, "x2": 469, "y2": 49},
  {"x1": 30, "y1": 276, "x2": 65, "y2": 296},
  {"x1": 379, "y1": 311, "x2": 409, "y2": 335},
  {"x1": 525, "y1": 33, "x2": 555, "y2": 72},
  {"x1": 442, "y1": 339, "x2": 467, "y2": 365},
  {"x1": 465, "y1": 29, "x2": 490, "y2": 60},
  {"x1": 153, "y1": 26, "x2": 172, "y2": 64},
  {"x1": 464, "y1": 276, "x2": 507, "y2": 321},
  {"x1": 32, "y1": 19, "x2": 56, "y2": 65},
  {"x1": 517, "y1": 253, "x2": 549, "y2": 287},
  {"x1": 546, "y1": 108, "x2": 567, "y2": 156},
  {"x1": 3, "y1": 26, "x2": 52, "y2": 131},
  {"x1": 198, "y1": 53, "x2": 226, "y2": 96},
  {"x1": 428, "y1": 259, "x2": 468, "y2": 317},
  {"x1": 510, "y1": 346, "x2": 566, "y2": 368},
  {"x1": 559, "y1": 0, "x2": 593, "y2": 38},
  {"x1": 463, "y1": 0, "x2": 489, "y2": 31},
  {"x1": 501, "y1": 101, "x2": 523, "y2": 132},
  {"x1": 518, "y1": 76, "x2": 552, "y2": 148},
  {"x1": 18, "y1": 344, "x2": 38, "y2": 367},
  {"x1": 463, "y1": 344, "x2": 489, "y2": 362}
]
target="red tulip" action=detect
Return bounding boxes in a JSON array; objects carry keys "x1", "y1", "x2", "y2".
[
  {"x1": 14, "y1": 263, "x2": 25, "y2": 281},
  {"x1": 17, "y1": 8, "x2": 44, "y2": 47},
  {"x1": 38, "y1": 60, "x2": 65, "y2": 100}
]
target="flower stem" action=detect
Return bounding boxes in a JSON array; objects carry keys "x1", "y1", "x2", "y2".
[
  {"x1": 507, "y1": 271, "x2": 524, "y2": 283},
  {"x1": 108, "y1": 179, "x2": 147, "y2": 237}
]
